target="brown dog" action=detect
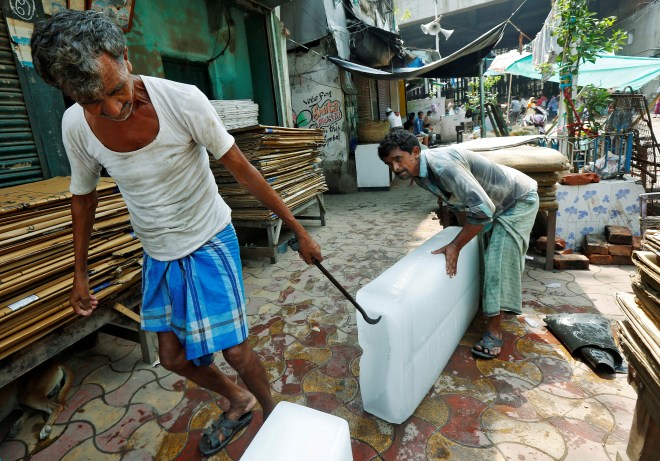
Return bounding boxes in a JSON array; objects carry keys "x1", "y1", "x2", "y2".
[{"x1": 0, "y1": 362, "x2": 73, "y2": 440}]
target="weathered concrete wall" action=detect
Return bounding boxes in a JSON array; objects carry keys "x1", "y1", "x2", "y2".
[
  {"x1": 125, "y1": 0, "x2": 253, "y2": 101},
  {"x1": 615, "y1": 2, "x2": 660, "y2": 101},
  {"x1": 398, "y1": 0, "x2": 506, "y2": 25},
  {"x1": 288, "y1": 45, "x2": 356, "y2": 193}
]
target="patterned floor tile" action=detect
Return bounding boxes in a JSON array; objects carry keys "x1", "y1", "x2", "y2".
[
  {"x1": 270, "y1": 359, "x2": 316, "y2": 395},
  {"x1": 103, "y1": 370, "x2": 159, "y2": 407},
  {"x1": 572, "y1": 367, "x2": 636, "y2": 399},
  {"x1": 425, "y1": 433, "x2": 503, "y2": 461},
  {"x1": 433, "y1": 375, "x2": 497, "y2": 404},
  {"x1": 124, "y1": 419, "x2": 170, "y2": 456},
  {"x1": 493, "y1": 442, "x2": 556, "y2": 460},
  {"x1": 56, "y1": 383, "x2": 104, "y2": 424},
  {"x1": 156, "y1": 371, "x2": 185, "y2": 392},
  {"x1": 441, "y1": 345, "x2": 486, "y2": 380},
  {"x1": 152, "y1": 432, "x2": 190, "y2": 461},
  {"x1": 157, "y1": 386, "x2": 215, "y2": 432},
  {"x1": 83, "y1": 364, "x2": 131, "y2": 394},
  {"x1": 490, "y1": 375, "x2": 541, "y2": 421},
  {"x1": 350, "y1": 438, "x2": 379, "y2": 460},
  {"x1": 282, "y1": 341, "x2": 332, "y2": 366},
  {"x1": 319, "y1": 345, "x2": 362, "y2": 378},
  {"x1": 603, "y1": 433, "x2": 628, "y2": 461},
  {"x1": 439, "y1": 394, "x2": 490, "y2": 447},
  {"x1": 0, "y1": 440, "x2": 28, "y2": 461},
  {"x1": 380, "y1": 416, "x2": 438, "y2": 460},
  {"x1": 13, "y1": 182, "x2": 640, "y2": 459},
  {"x1": 119, "y1": 448, "x2": 156, "y2": 461},
  {"x1": 95, "y1": 403, "x2": 156, "y2": 453},
  {"x1": 594, "y1": 394, "x2": 636, "y2": 440},
  {"x1": 476, "y1": 358, "x2": 543, "y2": 385},
  {"x1": 412, "y1": 392, "x2": 450, "y2": 427},
  {"x1": 66, "y1": 354, "x2": 112, "y2": 386},
  {"x1": 481, "y1": 409, "x2": 565, "y2": 458},
  {"x1": 302, "y1": 369, "x2": 359, "y2": 403},
  {"x1": 131, "y1": 381, "x2": 182, "y2": 415},
  {"x1": 563, "y1": 397, "x2": 615, "y2": 433},
  {"x1": 549, "y1": 416, "x2": 610, "y2": 460},
  {"x1": 69, "y1": 397, "x2": 125, "y2": 434},
  {"x1": 62, "y1": 438, "x2": 121, "y2": 460},
  {"x1": 30, "y1": 421, "x2": 94, "y2": 461}
]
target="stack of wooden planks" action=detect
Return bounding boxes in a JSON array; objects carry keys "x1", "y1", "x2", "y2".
[
  {"x1": 210, "y1": 125, "x2": 329, "y2": 220},
  {"x1": 0, "y1": 177, "x2": 142, "y2": 360},
  {"x1": 616, "y1": 228, "x2": 660, "y2": 460}
]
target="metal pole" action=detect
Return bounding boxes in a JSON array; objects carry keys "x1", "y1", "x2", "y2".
[
  {"x1": 479, "y1": 59, "x2": 486, "y2": 137},
  {"x1": 434, "y1": 0, "x2": 439, "y2": 54}
]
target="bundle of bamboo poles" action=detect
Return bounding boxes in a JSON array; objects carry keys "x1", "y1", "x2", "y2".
[
  {"x1": 0, "y1": 177, "x2": 142, "y2": 360},
  {"x1": 210, "y1": 125, "x2": 329, "y2": 220}
]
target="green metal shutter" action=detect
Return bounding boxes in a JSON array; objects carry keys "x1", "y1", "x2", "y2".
[{"x1": 0, "y1": 14, "x2": 44, "y2": 188}]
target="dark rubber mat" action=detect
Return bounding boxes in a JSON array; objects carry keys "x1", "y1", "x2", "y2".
[{"x1": 544, "y1": 313, "x2": 627, "y2": 374}]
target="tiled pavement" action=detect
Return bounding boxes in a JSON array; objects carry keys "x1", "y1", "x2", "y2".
[{"x1": 0, "y1": 180, "x2": 637, "y2": 460}]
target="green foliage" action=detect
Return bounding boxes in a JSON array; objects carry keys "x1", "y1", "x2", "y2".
[
  {"x1": 393, "y1": 3, "x2": 412, "y2": 22},
  {"x1": 465, "y1": 76, "x2": 501, "y2": 113},
  {"x1": 576, "y1": 85, "x2": 612, "y2": 132},
  {"x1": 553, "y1": 0, "x2": 627, "y2": 72},
  {"x1": 546, "y1": 0, "x2": 627, "y2": 135}
]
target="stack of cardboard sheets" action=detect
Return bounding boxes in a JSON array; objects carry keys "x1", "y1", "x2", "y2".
[
  {"x1": 210, "y1": 99, "x2": 259, "y2": 130},
  {"x1": 0, "y1": 177, "x2": 142, "y2": 360},
  {"x1": 211, "y1": 125, "x2": 329, "y2": 221},
  {"x1": 616, "y1": 229, "x2": 660, "y2": 441}
]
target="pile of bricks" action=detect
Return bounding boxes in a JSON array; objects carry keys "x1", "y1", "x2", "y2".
[
  {"x1": 542, "y1": 225, "x2": 641, "y2": 270},
  {"x1": 534, "y1": 236, "x2": 592, "y2": 270},
  {"x1": 583, "y1": 225, "x2": 640, "y2": 265}
]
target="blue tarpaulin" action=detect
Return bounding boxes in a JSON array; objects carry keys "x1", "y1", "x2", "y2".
[{"x1": 504, "y1": 54, "x2": 660, "y2": 90}]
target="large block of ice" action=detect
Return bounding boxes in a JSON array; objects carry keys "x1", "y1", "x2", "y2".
[
  {"x1": 240, "y1": 402, "x2": 353, "y2": 461},
  {"x1": 356, "y1": 226, "x2": 480, "y2": 423}
]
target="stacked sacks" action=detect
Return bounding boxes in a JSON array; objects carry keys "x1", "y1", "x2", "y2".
[{"x1": 473, "y1": 146, "x2": 570, "y2": 212}]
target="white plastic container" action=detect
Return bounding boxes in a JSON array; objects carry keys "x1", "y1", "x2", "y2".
[
  {"x1": 355, "y1": 143, "x2": 391, "y2": 189},
  {"x1": 240, "y1": 402, "x2": 353, "y2": 461},
  {"x1": 356, "y1": 226, "x2": 480, "y2": 424}
]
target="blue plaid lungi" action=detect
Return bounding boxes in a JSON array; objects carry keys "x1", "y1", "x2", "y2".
[{"x1": 141, "y1": 224, "x2": 249, "y2": 365}]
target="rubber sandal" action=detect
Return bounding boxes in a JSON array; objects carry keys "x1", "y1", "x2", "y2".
[
  {"x1": 471, "y1": 332, "x2": 503, "y2": 359},
  {"x1": 199, "y1": 411, "x2": 253, "y2": 456}
]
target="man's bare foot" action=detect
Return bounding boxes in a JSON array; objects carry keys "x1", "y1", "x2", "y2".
[
  {"x1": 225, "y1": 391, "x2": 257, "y2": 421},
  {"x1": 472, "y1": 331, "x2": 503, "y2": 358}
]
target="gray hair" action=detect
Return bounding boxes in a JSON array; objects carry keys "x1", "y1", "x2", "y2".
[{"x1": 31, "y1": 10, "x2": 126, "y2": 102}]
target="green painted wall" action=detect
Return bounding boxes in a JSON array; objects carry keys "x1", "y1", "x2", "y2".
[{"x1": 125, "y1": 0, "x2": 254, "y2": 101}]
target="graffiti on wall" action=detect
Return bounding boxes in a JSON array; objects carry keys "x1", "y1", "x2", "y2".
[
  {"x1": 293, "y1": 90, "x2": 344, "y2": 147},
  {"x1": 8, "y1": 0, "x2": 36, "y2": 20}
]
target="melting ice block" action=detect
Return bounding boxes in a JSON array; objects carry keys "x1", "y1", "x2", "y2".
[
  {"x1": 356, "y1": 226, "x2": 480, "y2": 424},
  {"x1": 240, "y1": 402, "x2": 353, "y2": 461}
]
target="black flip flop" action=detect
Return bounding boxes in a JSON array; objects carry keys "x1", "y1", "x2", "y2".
[
  {"x1": 471, "y1": 332, "x2": 503, "y2": 359},
  {"x1": 199, "y1": 411, "x2": 253, "y2": 456}
]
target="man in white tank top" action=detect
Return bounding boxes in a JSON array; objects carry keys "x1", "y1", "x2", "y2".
[{"x1": 31, "y1": 9, "x2": 323, "y2": 456}]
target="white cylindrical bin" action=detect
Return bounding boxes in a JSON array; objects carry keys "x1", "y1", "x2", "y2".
[{"x1": 240, "y1": 402, "x2": 353, "y2": 461}]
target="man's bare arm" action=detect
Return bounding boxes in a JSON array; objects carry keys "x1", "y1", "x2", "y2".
[
  {"x1": 70, "y1": 191, "x2": 99, "y2": 316},
  {"x1": 218, "y1": 144, "x2": 322, "y2": 264}
]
